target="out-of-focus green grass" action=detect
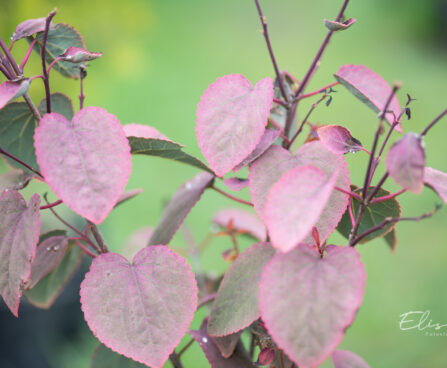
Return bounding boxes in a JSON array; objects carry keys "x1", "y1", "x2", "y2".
[{"x1": 1, "y1": 0, "x2": 447, "y2": 366}]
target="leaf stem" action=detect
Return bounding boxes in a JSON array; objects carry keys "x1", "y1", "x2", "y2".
[
  {"x1": 23, "y1": 92, "x2": 43, "y2": 121},
  {"x1": 40, "y1": 199, "x2": 63, "y2": 210},
  {"x1": 0, "y1": 60, "x2": 12, "y2": 79},
  {"x1": 334, "y1": 186, "x2": 362, "y2": 200},
  {"x1": 273, "y1": 98, "x2": 288, "y2": 107},
  {"x1": 73, "y1": 239, "x2": 97, "y2": 258},
  {"x1": 88, "y1": 221, "x2": 108, "y2": 253},
  {"x1": 79, "y1": 65, "x2": 86, "y2": 109},
  {"x1": 46, "y1": 56, "x2": 62, "y2": 75},
  {"x1": 295, "y1": 81, "x2": 339, "y2": 101},
  {"x1": 0, "y1": 37, "x2": 20, "y2": 75},
  {"x1": 177, "y1": 337, "x2": 195, "y2": 358},
  {"x1": 197, "y1": 292, "x2": 217, "y2": 309},
  {"x1": 19, "y1": 38, "x2": 37, "y2": 72},
  {"x1": 0, "y1": 145, "x2": 43, "y2": 178},
  {"x1": 420, "y1": 109, "x2": 447, "y2": 137},
  {"x1": 279, "y1": 350, "x2": 286, "y2": 368},
  {"x1": 210, "y1": 186, "x2": 253, "y2": 206},
  {"x1": 169, "y1": 353, "x2": 184, "y2": 368},
  {"x1": 366, "y1": 172, "x2": 389, "y2": 202},
  {"x1": 370, "y1": 188, "x2": 406, "y2": 204},
  {"x1": 41, "y1": 10, "x2": 57, "y2": 113}
]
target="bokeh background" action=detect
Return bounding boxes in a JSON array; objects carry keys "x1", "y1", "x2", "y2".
[{"x1": 1, "y1": 0, "x2": 447, "y2": 367}]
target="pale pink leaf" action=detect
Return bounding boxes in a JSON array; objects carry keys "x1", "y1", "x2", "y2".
[
  {"x1": 0, "y1": 191, "x2": 40, "y2": 316},
  {"x1": 196, "y1": 74, "x2": 274, "y2": 177},
  {"x1": 324, "y1": 18, "x2": 356, "y2": 31},
  {"x1": 59, "y1": 46, "x2": 103, "y2": 63},
  {"x1": 212, "y1": 330, "x2": 243, "y2": 358},
  {"x1": 317, "y1": 125, "x2": 363, "y2": 154},
  {"x1": 0, "y1": 79, "x2": 31, "y2": 110},
  {"x1": 264, "y1": 166, "x2": 337, "y2": 252},
  {"x1": 123, "y1": 123, "x2": 173, "y2": 143},
  {"x1": 386, "y1": 133, "x2": 425, "y2": 193},
  {"x1": 34, "y1": 107, "x2": 132, "y2": 223},
  {"x1": 121, "y1": 227, "x2": 153, "y2": 261},
  {"x1": 212, "y1": 208, "x2": 266, "y2": 241},
  {"x1": 115, "y1": 188, "x2": 144, "y2": 208},
  {"x1": 424, "y1": 167, "x2": 447, "y2": 204},
  {"x1": 259, "y1": 244, "x2": 366, "y2": 368},
  {"x1": 335, "y1": 64, "x2": 401, "y2": 129},
  {"x1": 80, "y1": 246, "x2": 198, "y2": 368},
  {"x1": 223, "y1": 177, "x2": 249, "y2": 192},
  {"x1": 11, "y1": 17, "x2": 51, "y2": 41},
  {"x1": 332, "y1": 350, "x2": 370, "y2": 368}
]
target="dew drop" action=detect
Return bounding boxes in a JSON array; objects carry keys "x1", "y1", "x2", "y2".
[
  {"x1": 185, "y1": 182, "x2": 193, "y2": 190},
  {"x1": 202, "y1": 337, "x2": 208, "y2": 343}
]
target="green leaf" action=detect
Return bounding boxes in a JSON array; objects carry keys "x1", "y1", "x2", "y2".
[
  {"x1": 337, "y1": 186, "x2": 401, "y2": 243},
  {"x1": 0, "y1": 102, "x2": 38, "y2": 171},
  {"x1": 384, "y1": 229, "x2": 398, "y2": 252},
  {"x1": 128, "y1": 137, "x2": 214, "y2": 174},
  {"x1": 24, "y1": 241, "x2": 84, "y2": 309},
  {"x1": 91, "y1": 344, "x2": 148, "y2": 368},
  {"x1": 31, "y1": 23, "x2": 86, "y2": 79},
  {"x1": 38, "y1": 93, "x2": 74, "y2": 120}
]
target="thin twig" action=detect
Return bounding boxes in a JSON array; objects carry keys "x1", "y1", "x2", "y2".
[
  {"x1": 79, "y1": 65, "x2": 86, "y2": 109},
  {"x1": 40, "y1": 199, "x2": 63, "y2": 210},
  {"x1": 366, "y1": 172, "x2": 389, "y2": 203},
  {"x1": 20, "y1": 38, "x2": 37, "y2": 72},
  {"x1": 41, "y1": 10, "x2": 57, "y2": 113},
  {"x1": 371, "y1": 188, "x2": 406, "y2": 204},
  {"x1": 295, "y1": 81, "x2": 339, "y2": 101},
  {"x1": 73, "y1": 239, "x2": 97, "y2": 258},
  {"x1": 0, "y1": 146, "x2": 43, "y2": 178},
  {"x1": 279, "y1": 350, "x2": 286, "y2": 368},
  {"x1": 23, "y1": 92, "x2": 43, "y2": 121},
  {"x1": 0, "y1": 61, "x2": 12, "y2": 79},
  {"x1": 334, "y1": 186, "x2": 362, "y2": 200},
  {"x1": 0, "y1": 37, "x2": 20, "y2": 75},
  {"x1": 177, "y1": 338, "x2": 195, "y2": 358},
  {"x1": 88, "y1": 221, "x2": 108, "y2": 253},
  {"x1": 169, "y1": 353, "x2": 184, "y2": 368},
  {"x1": 197, "y1": 292, "x2": 217, "y2": 309},
  {"x1": 210, "y1": 186, "x2": 253, "y2": 206},
  {"x1": 273, "y1": 98, "x2": 288, "y2": 107},
  {"x1": 420, "y1": 109, "x2": 447, "y2": 137}
]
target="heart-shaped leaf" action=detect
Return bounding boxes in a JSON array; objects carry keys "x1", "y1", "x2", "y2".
[
  {"x1": 223, "y1": 177, "x2": 249, "y2": 192},
  {"x1": 264, "y1": 166, "x2": 337, "y2": 252},
  {"x1": 386, "y1": 133, "x2": 425, "y2": 193},
  {"x1": 324, "y1": 18, "x2": 356, "y2": 31},
  {"x1": 0, "y1": 191, "x2": 40, "y2": 316},
  {"x1": 34, "y1": 107, "x2": 131, "y2": 223},
  {"x1": 196, "y1": 74, "x2": 273, "y2": 177},
  {"x1": 59, "y1": 46, "x2": 103, "y2": 63},
  {"x1": 11, "y1": 17, "x2": 50, "y2": 41},
  {"x1": 80, "y1": 246, "x2": 198, "y2": 368},
  {"x1": 38, "y1": 93, "x2": 74, "y2": 120},
  {"x1": 332, "y1": 349, "x2": 370, "y2": 368},
  {"x1": 0, "y1": 79, "x2": 31, "y2": 110},
  {"x1": 124, "y1": 123, "x2": 173, "y2": 142},
  {"x1": 424, "y1": 167, "x2": 447, "y2": 204},
  {"x1": 149, "y1": 172, "x2": 214, "y2": 245},
  {"x1": 317, "y1": 125, "x2": 363, "y2": 154},
  {"x1": 259, "y1": 244, "x2": 366, "y2": 368},
  {"x1": 208, "y1": 242, "x2": 275, "y2": 336},
  {"x1": 334, "y1": 64, "x2": 401, "y2": 128},
  {"x1": 0, "y1": 169, "x2": 33, "y2": 191},
  {"x1": 91, "y1": 344, "x2": 148, "y2": 368},
  {"x1": 212, "y1": 208, "x2": 266, "y2": 241}
]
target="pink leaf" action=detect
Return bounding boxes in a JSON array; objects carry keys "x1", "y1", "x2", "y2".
[
  {"x1": 59, "y1": 46, "x2": 103, "y2": 63},
  {"x1": 34, "y1": 107, "x2": 131, "y2": 223},
  {"x1": 196, "y1": 74, "x2": 274, "y2": 177},
  {"x1": 80, "y1": 246, "x2": 198, "y2": 368},
  {"x1": 424, "y1": 167, "x2": 447, "y2": 204},
  {"x1": 115, "y1": 188, "x2": 144, "y2": 208},
  {"x1": 386, "y1": 133, "x2": 425, "y2": 193},
  {"x1": 264, "y1": 166, "x2": 337, "y2": 252},
  {"x1": 223, "y1": 177, "x2": 249, "y2": 192},
  {"x1": 123, "y1": 123, "x2": 173, "y2": 142},
  {"x1": 324, "y1": 18, "x2": 356, "y2": 31},
  {"x1": 11, "y1": 17, "x2": 51, "y2": 41},
  {"x1": 121, "y1": 227, "x2": 153, "y2": 261},
  {"x1": 317, "y1": 125, "x2": 363, "y2": 154},
  {"x1": 259, "y1": 245, "x2": 366, "y2": 368},
  {"x1": 212, "y1": 208, "x2": 267, "y2": 241},
  {"x1": 334, "y1": 64, "x2": 401, "y2": 129},
  {"x1": 0, "y1": 79, "x2": 31, "y2": 110},
  {"x1": 0, "y1": 191, "x2": 40, "y2": 316},
  {"x1": 332, "y1": 349, "x2": 370, "y2": 368}
]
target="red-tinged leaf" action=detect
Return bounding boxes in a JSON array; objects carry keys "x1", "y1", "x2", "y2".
[
  {"x1": 115, "y1": 188, "x2": 144, "y2": 208},
  {"x1": 223, "y1": 177, "x2": 249, "y2": 192},
  {"x1": 121, "y1": 227, "x2": 153, "y2": 261},
  {"x1": 190, "y1": 318, "x2": 253, "y2": 368},
  {"x1": 334, "y1": 64, "x2": 401, "y2": 129},
  {"x1": 148, "y1": 172, "x2": 214, "y2": 245},
  {"x1": 295, "y1": 141, "x2": 351, "y2": 244},
  {"x1": 208, "y1": 243, "x2": 275, "y2": 336},
  {"x1": 324, "y1": 18, "x2": 356, "y2": 31},
  {"x1": 233, "y1": 129, "x2": 280, "y2": 172},
  {"x1": 332, "y1": 350, "x2": 370, "y2": 368},
  {"x1": 0, "y1": 191, "x2": 40, "y2": 316},
  {"x1": 259, "y1": 245, "x2": 366, "y2": 368},
  {"x1": 212, "y1": 330, "x2": 243, "y2": 358},
  {"x1": 11, "y1": 17, "x2": 51, "y2": 41},
  {"x1": 34, "y1": 107, "x2": 131, "y2": 223},
  {"x1": 213, "y1": 208, "x2": 267, "y2": 241},
  {"x1": 124, "y1": 123, "x2": 173, "y2": 142},
  {"x1": 91, "y1": 344, "x2": 148, "y2": 368},
  {"x1": 258, "y1": 348, "x2": 275, "y2": 365},
  {"x1": 386, "y1": 133, "x2": 425, "y2": 193},
  {"x1": 59, "y1": 46, "x2": 102, "y2": 63},
  {"x1": 0, "y1": 79, "x2": 31, "y2": 110},
  {"x1": 424, "y1": 167, "x2": 447, "y2": 204},
  {"x1": 264, "y1": 166, "x2": 337, "y2": 252},
  {"x1": 196, "y1": 74, "x2": 274, "y2": 177},
  {"x1": 317, "y1": 125, "x2": 363, "y2": 154},
  {"x1": 0, "y1": 169, "x2": 33, "y2": 191},
  {"x1": 24, "y1": 235, "x2": 68, "y2": 290},
  {"x1": 80, "y1": 246, "x2": 198, "y2": 368}
]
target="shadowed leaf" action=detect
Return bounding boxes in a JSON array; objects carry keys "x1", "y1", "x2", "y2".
[
  {"x1": 91, "y1": 344, "x2": 148, "y2": 368},
  {"x1": 38, "y1": 93, "x2": 74, "y2": 120},
  {"x1": 317, "y1": 125, "x2": 363, "y2": 154},
  {"x1": 384, "y1": 229, "x2": 398, "y2": 253},
  {"x1": 212, "y1": 331, "x2": 243, "y2": 359}
]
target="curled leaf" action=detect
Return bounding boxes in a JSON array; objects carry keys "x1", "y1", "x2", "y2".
[
  {"x1": 317, "y1": 125, "x2": 363, "y2": 154},
  {"x1": 11, "y1": 17, "x2": 51, "y2": 41},
  {"x1": 223, "y1": 177, "x2": 249, "y2": 192},
  {"x1": 59, "y1": 46, "x2": 103, "y2": 63},
  {"x1": 124, "y1": 123, "x2": 173, "y2": 142},
  {"x1": 324, "y1": 18, "x2": 356, "y2": 31},
  {"x1": 0, "y1": 79, "x2": 31, "y2": 110},
  {"x1": 424, "y1": 167, "x2": 447, "y2": 204}
]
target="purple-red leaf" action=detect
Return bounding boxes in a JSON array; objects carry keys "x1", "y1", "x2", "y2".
[
  {"x1": 196, "y1": 74, "x2": 274, "y2": 177},
  {"x1": 11, "y1": 17, "x2": 50, "y2": 41},
  {"x1": 0, "y1": 79, "x2": 31, "y2": 110},
  {"x1": 386, "y1": 133, "x2": 425, "y2": 193},
  {"x1": 212, "y1": 208, "x2": 267, "y2": 241},
  {"x1": 212, "y1": 330, "x2": 243, "y2": 359},
  {"x1": 0, "y1": 191, "x2": 40, "y2": 316},
  {"x1": 424, "y1": 167, "x2": 447, "y2": 204},
  {"x1": 259, "y1": 245, "x2": 366, "y2": 368},
  {"x1": 334, "y1": 64, "x2": 401, "y2": 129},
  {"x1": 34, "y1": 107, "x2": 131, "y2": 223},
  {"x1": 324, "y1": 18, "x2": 356, "y2": 31},
  {"x1": 223, "y1": 177, "x2": 249, "y2": 192},
  {"x1": 59, "y1": 46, "x2": 103, "y2": 63},
  {"x1": 332, "y1": 350, "x2": 370, "y2": 368},
  {"x1": 317, "y1": 125, "x2": 363, "y2": 154},
  {"x1": 264, "y1": 166, "x2": 337, "y2": 252},
  {"x1": 124, "y1": 123, "x2": 173, "y2": 142},
  {"x1": 80, "y1": 246, "x2": 198, "y2": 368}
]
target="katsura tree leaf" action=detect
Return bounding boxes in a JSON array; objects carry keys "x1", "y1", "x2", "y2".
[
  {"x1": 334, "y1": 64, "x2": 401, "y2": 128},
  {"x1": 24, "y1": 240, "x2": 83, "y2": 309},
  {"x1": 149, "y1": 172, "x2": 214, "y2": 245},
  {"x1": 24, "y1": 235, "x2": 68, "y2": 290},
  {"x1": 91, "y1": 344, "x2": 148, "y2": 368},
  {"x1": 424, "y1": 167, "x2": 447, "y2": 204},
  {"x1": 324, "y1": 18, "x2": 356, "y2": 31},
  {"x1": 384, "y1": 229, "x2": 398, "y2": 253},
  {"x1": 332, "y1": 349, "x2": 370, "y2": 368},
  {"x1": 259, "y1": 244, "x2": 366, "y2": 368},
  {"x1": 222, "y1": 177, "x2": 249, "y2": 192},
  {"x1": 0, "y1": 102, "x2": 38, "y2": 171},
  {"x1": 0, "y1": 169, "x2": 33, "y2": 191},
  {"x1": 233, "y1": 129, "x2": 280, "y2": 172},
  {"x1": 11, "y1": 17, "x2": 51, "y2": 41},
  {"x1": 212, "y1": 208, "x2": 267, "y2": 241},
  {"x1": 337, "y1": 187, "x2": 402, "y2": 243},
  {"x1": 80, "y1": 246, "x2": 198, "y2": 368},
  {"x1": 59, "y1": 46, "x2": 102, "y2": 63},
  {"x1": 121, "y1": 227, "x2": 153, "y2": 261},
  {"x1": 38, "y1": 92, "x2": 74, "y2": 120},
  {"x1": 34, "y1": 107, "x2": 131, "y2": 223},
  {"x1": 128, "y1": 137, "x2": 213, "y2": 174},
  {"x1": 115, "y1": 188, "x2": 144, "y2": 209},
  {"x1": 208, "y1": 243, "x2": 275, "y2": 336},
  {"x1": 212, "y1": 331, "x2": 243, "y2": 359},
  {"x1": 264, "y1": 166, "x2": 337, "y2": 252},
  {"x1": 386, "y1": 133, "x2": 425, "y2": 193},
  {"x1": 0, "y1": 79, "x2": 31, "y2": 110},
  {"x1": 32, "y1": 23, "x2": 86, "y2": 79},
  {"x1": 196, "y1": 74, "x2": 274, "y2": 177},
  {"x1": 0, "y1": 191, "x2": 40, "y2": 316},
  {"x1": 317, "y1": 125, "x2": 363, "y2": 154},
  {"x1": 124, "y1": 123, "x2": 173, "y2": 142},
  {"x1": 190, "y1": 318, "x2": 253, "y2": 368}
]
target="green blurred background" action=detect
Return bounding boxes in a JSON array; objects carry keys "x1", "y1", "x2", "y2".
[{"x1": 1, "y1": 0, "x2": 447, "y2": 367}]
